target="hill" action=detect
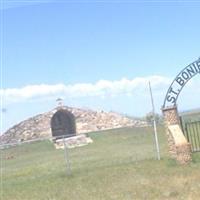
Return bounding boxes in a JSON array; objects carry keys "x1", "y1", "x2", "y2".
[{"x1": 1, "y1": 106, "x2": 147, "y2": 144}]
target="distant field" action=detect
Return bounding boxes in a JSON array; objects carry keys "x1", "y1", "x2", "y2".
[
  {"x1": 1, "y1": 126, "x2": 200, "y2": 200},
  {"x1": 180, "y1": 109, "x2": 200, "y2": 122}
]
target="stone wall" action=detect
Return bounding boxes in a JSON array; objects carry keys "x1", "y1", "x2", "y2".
[
  {"x1": 163, "y1": 106, "x2": 180, "y2": 159},
  {"x1": 163, "y1": 106, "x2": 180, "y2": 125}
]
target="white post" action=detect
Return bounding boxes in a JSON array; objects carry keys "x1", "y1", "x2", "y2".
[
  {"x1": 149, "y1": 81, "x2": 161, "y2": 160},
  {"x1": 62, "y1": 136, "x2": 71, "y2": 175}
]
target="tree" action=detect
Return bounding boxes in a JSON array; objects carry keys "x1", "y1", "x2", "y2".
[{"x1": 145, "y1": 112, "x2": 163, "y2": 125}]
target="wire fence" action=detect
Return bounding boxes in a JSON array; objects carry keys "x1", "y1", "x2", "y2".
[
  {"x1": 0, "y1": 126, "x2": 167, "y2": 199},
  {"x1": 1, "y1": 126, "x2": 165, "y2": 172}
]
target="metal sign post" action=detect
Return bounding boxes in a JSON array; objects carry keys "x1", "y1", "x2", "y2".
[
  {"x1": 149, "y1": 82, "x2": 161, "y2": 160},
  {"x1": 62, "y1": 136, "x2": 71, "y2": 175}
]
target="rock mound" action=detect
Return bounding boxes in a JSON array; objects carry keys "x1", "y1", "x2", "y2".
[{"x1": 1, "y1": 106, "x2": 147, "y2": 144}]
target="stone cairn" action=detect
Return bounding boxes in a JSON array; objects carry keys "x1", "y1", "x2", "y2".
[{"x1": 1, "y1": 106, "x2": 147, "y2": 144}]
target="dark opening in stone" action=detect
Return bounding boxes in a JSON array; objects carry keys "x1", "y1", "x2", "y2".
[{"x1": 51, "y1": 109, "x2": 76, "y2": 139}]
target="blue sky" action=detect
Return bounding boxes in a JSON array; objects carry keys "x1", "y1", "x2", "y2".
[{"x1": 1, "y1": 1, "x2": 200, "y2": 132}]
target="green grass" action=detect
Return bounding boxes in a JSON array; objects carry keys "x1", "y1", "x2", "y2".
[{"x1": 1, "y1": 126, "x2": 200, "y2": 200}]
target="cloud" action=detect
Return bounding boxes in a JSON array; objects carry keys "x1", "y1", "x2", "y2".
[
  {"x1": 0, "y1": 76, "x2": 171, "y2": 104},
  {"x1": 1, "y1": 75, "x2": 199, "y2": 132}
]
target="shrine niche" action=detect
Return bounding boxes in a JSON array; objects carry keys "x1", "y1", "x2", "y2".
[{"x1": 51, "y1": 109, "x2": 76, "y2": 139}]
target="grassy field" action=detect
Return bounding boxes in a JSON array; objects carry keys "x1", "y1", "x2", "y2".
[
  {"x1": 180, "y1": 109, "x2": 200, "y2": 123},
  {"x1": 1, "y1": 126, "x2": 200, "y2": 200}
]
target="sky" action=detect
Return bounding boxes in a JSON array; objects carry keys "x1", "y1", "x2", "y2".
[{"x1": 0, "y1": 0, "x2": 200, "y2": 132}]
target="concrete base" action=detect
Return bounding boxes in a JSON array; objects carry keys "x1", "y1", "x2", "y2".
[{"x1": 54, "y1": 134, "x2": 93, "y2": 149}]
